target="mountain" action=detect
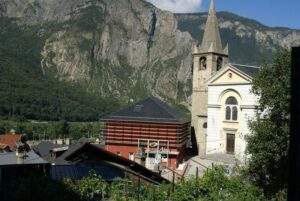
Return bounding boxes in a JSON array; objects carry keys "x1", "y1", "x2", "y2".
[
  {"x1": 175, "y1": 12, "x2": 300, "y2": 65},
  {"x1": 0, "y1": 0, "x2": 299, "y2": 120}
]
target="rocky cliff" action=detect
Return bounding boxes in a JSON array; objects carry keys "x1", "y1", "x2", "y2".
[{"x1": 1, "y1": 0, "x2": 299, "y2": 106}]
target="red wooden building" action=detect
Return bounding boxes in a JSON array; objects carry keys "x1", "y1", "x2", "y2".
[{"x1": 102, "y1": 97, "x2": 190, "y2": 170}]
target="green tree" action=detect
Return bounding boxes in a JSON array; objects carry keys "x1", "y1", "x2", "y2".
[
  {"x1": 172, "y1": 166, "x2": 264, "y2": 201},
  {"x1": 64, "y1": 172, "x2": 108, "y2": 201},
  {"x1": 246, "y1": 49, "x2": 290, "y2": 196}
]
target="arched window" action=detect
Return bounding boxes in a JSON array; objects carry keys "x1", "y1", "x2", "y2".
[
  {"x1": 199, "y1": 57, "x2": 207, "y2": 70},
  {"x1": 225, "y1": 96, "x2": 238, "y2": 105},
  {"x1": 217, "y1": 57, "x2": 223, "y2": 71},
  {"x1": 225, "y1": 96, "x2": 238, "y2": 121},
  {"x1": 225, "y1": 106, "x2": 231, "y2": 120},
  {"x1": 232, "y1": 106, "x2": 238, "y2": 120}
]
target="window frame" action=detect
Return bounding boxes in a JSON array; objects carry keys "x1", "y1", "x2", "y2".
[
  {"x1": 199, "y1": 57, "x2": 207, "y2": 70},
  {"x1": 224, "y1": 96, "x2": 238, "y2": 121}
]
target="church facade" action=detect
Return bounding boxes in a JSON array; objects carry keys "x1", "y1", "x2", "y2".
[{"x1": 191, "y1": 0, "x2": 260, "y2": 162}]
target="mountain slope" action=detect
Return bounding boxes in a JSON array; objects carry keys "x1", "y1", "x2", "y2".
[
  {"x1": 175, "y1": 11, "x2": 300, "y2": 65},
  {"x1": 0, "y1": 0, "x2": 299, "y2": 113}
]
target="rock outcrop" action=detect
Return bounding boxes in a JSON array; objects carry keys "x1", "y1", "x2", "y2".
[{"x1": 1, "y1": 0, "x2": 299, "y2": 104}]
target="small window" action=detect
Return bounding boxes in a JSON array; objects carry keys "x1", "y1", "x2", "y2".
[
  {"x1": 199, "y1": 57, "x2": 207, "y2": 70},
  {"x1": 232, "y1": 106, "x2": 238, "y2": 120},
  {"x1": 203, "y1": 122, "x2": 207, "y2": 128},
  {"x1": 225, "y1": 106, "x2": 231, "y2": 120},
  {"x1": 217, "y1": 57, "x2": 223, "y2": 71}
]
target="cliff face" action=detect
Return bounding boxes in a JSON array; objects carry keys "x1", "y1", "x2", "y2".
[
  {"x1": 1, "y1": 0, "x2": 299, "y2": 105},
  {"x1": 176, "y1": 12, "x2": 300, "y2": 65}
]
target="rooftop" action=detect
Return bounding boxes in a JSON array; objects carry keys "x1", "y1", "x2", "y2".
[
  {"x1": 230, "y1": 63, "x2": 260, "y2": 78},
  {"x1": 102, "y1": 96, "x2": 189, "y2": 124},
  {"x1": 0, "y1": 133, "x2": 22, "y2": 151},
  {"x1": 0, "y1": 151, "x2": 49, "y2": 167}
]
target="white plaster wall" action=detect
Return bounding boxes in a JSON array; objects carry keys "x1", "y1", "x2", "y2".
[
  {"x1": 207, "y1": 107, "x2": 222, "y2": 154},
  {"x1": 207, "y1": 84, "x2": 259, "y2": 162}
]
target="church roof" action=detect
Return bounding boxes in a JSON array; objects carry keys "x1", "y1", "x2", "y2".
[
  {"x1": 102, "y1": 96, "x2": 189, "y2": 124},
  {"x1": 231, "y1": 64, "x2": 260, "y2": 78},
  {"x1": 199, "y1": 0, "x2": 225, "y2": 55}
]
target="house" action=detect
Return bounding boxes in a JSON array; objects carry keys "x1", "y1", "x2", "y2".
[
  {"x1": 0, "y1": 130, "x2": 22, "y2": 152},
  {"x1": 0, "y1": 149, "x2": 50, "y2": 186},
  {"x1": 191, "y1": 0, "x2": 259, "y2": 163},
  {"x1": 102, "y1": 96, "x2": 191, "y2": 170},
  {"x1": 51, "y1": 142, "x2": 168, "y2": 184},
  {"x1": 33, "y1": 141, "x2": 69, "y2": 163}
]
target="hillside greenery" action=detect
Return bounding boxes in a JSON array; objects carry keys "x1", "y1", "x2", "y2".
[
  {"x1": 0, "y1": 16, "x2": 119, "y2": 122},
  {"x1": 0, "y1": 119, "x2": 104, "y2": 140},
  {"x1": 2, "y1": 166, "x2": 266, "y2": 201}
]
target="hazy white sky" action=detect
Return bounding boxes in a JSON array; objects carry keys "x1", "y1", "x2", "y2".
[{"x1": 146, "y1": 0, "x2": 203, "y2": 13}]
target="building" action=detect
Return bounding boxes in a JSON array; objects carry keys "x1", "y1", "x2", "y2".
[
  {"x1": 191, "y1": 0, "x2": 259, "y2": 162},
  {"x1": 0, "y1": 149, "x2": 50, "y2": 187},
  {"x1": 51, "y1": 141, "x2": 168, "y2": 184},
  {"x1": 103, "y1": 96, "x2": 190, "y2": 170},
  {"x1": 0, "y1": 130, "x2": 22, "y2": 152}
]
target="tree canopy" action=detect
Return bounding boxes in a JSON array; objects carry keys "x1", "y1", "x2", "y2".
[{"x1": 246, "y1": 49, "x2": 290, "y2": 196}]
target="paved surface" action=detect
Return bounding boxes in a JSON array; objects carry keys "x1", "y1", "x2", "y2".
[
  {"x1": 161, "y1": 154, "x2": 240, "y2": 182},
  {"x1": 185, "y1": 154, "x2": 240, "y2": 178}
]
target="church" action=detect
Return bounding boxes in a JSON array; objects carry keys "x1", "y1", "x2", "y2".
[{"x1": 191, "y1": 0, "x2": 260, "y2": 163}]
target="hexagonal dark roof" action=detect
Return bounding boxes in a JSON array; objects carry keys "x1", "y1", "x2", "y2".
[{"x1": 102, "y1": 96, "x2": 189, "y2": 124}]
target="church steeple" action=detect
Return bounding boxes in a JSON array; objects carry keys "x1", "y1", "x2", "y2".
[
  {"x1": 199, "y1": 0, "x2": 225, "y2": 55},
  {"x1": 191, "y1": 0, "x2": 229, "y2": 157}
]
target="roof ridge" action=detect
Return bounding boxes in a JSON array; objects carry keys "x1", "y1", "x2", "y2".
[
  {"x1": 149, "y1": 97, "x2": 181, "y2": 120},
  {"x1": 230, "y1": 63, "x2": 260, "y2": 68}
]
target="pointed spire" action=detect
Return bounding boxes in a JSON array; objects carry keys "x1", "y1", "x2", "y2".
[
  {"x1": 209, "y1": 0, "x2": 215, "y2": 11},
  {"x1": 200, "y1": 0, "x2": 225, "y2": 54}
]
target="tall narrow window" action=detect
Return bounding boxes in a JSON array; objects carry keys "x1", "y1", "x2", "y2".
[
  {"x1": 217, "y1": 57, "x2": 223, "y2": 71},
  {"x1": 225, "y1": 96, "x2": 238, "y2": 121},
  {"x1": 199, "y1": 57, "x2": 207, "y2": 70},
  {"x1": 232, "y1": 106, "x2": 238, "y2": 120},
  {"x1": 226, "y1": 106, "x2": 231, "y2": 120}
]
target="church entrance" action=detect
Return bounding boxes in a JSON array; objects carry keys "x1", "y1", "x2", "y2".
[{"x1": 226, "y1": 133, "x2": 235, "y2": 154}]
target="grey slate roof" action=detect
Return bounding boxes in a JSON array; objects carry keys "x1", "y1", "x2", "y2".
[
  {"x1": 102, "y1": 96, "x2": 189, "y2": 124},
  {"x1": 231, "y1": 64, "x2": 260, "y2": 78},
  {"x1": 33, "y1": 141, "x2": 63, "y2": 161},
  {"x1": 53, "y1": 142, "x2": 169, "y2": 184},
  {"x1": 51, "y1": 163, "x2": 124, "y2": 181},
  {"x1": 0, "y1": 151, "x2": 49, "y2": 166}
]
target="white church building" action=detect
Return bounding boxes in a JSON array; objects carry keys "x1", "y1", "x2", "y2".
[{"x1": 191, "y1": 0, "x2": 260, "y2": 163}]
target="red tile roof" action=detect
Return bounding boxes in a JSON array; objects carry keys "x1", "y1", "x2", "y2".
[{"x1": 0, "y1": 133, "x2": 22, "y2": 151}]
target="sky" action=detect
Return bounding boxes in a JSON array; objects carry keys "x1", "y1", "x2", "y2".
[{"x1": 146, "y1": 0, "x2": 300, "y2": 29}]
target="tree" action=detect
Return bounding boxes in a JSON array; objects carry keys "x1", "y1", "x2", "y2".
[
  {"x1": 172, "y1": 166, "x2": 264, "y2": 201},
  {"x1": 246, "y1": 49, "x2": 291, "y2": 196}
]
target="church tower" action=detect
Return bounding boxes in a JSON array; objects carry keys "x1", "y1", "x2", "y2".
[{"x1": 191, "y1": 0, "x2": 228, "y2": 156}]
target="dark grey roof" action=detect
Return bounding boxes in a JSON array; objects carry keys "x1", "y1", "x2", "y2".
[
  {"x1": 33, "y1": 141, "x2": 63, "y2": 160},
  {"x1": 102, "y1": 96, "x2": 189, "y2": 124},
  {"x1": 51, "y1": 163, "x2": 124, "y2": 181},
  {"x1": 53, "y1": 142, "x2": 168, "y2": 184},
  {"x1": 0, "y1": 151, "x2": 49, "y2": 166},
  {"x1": 54, "y1": 140, "x2": 88, "y2": 165},
  {"x1": 231, "y1": 64, "x2": 260, "y2": 77}
]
